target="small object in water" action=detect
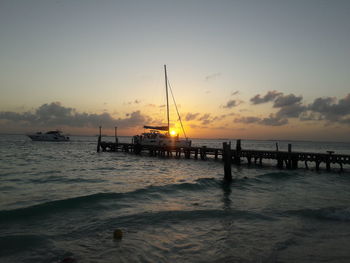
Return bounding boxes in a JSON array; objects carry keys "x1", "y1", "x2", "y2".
[{"x1": 113, "y1": 229, "x2": 123, "y2": 239}]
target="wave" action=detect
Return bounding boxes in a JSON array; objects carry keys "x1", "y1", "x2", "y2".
[
  {"x1": 274, "y1": 237, "x2": 297, "y2": 252},
  {"x1": 29, "y1": 176, "x2": 105, "y2": 184},
  {"x1": 0, "y1": 234, "x2": 49, "y2": 255},
  {"x1": 0, "y1": 178, "x2": 221, "y2": 223},
  {"x1": 0, "y1": 192, "x2": 122, "y2": 224},
  {"x1": 257, "y1": 171, "x2": 300, "y2": 180},
  {"x1": 101, "y1": 208, "x2": 275, "y2": 229},
  {"x1": 287, "y1": 206, "x2": 350, "y2": 221}
]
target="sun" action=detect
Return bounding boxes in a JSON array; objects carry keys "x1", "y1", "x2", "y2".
[{"x1": 170, "y1": 130, "x2": 177, "y2": 136}]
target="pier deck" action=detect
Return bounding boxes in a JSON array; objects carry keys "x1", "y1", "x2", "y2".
[{"x1": 98, "y1": 140, "x2": 350, "y2": 172}]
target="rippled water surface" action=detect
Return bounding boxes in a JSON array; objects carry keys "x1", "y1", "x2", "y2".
[{"x1": 1, "y1": 135, "x2": 350, "y2": 262}]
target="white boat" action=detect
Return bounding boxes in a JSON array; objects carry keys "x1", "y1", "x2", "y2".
[
  {"x1": 133, "y1": 65, "x2": 191, "y2": 147},
  {"x1": 27, "y1": 130, "x2": 70, "y2": 142}
]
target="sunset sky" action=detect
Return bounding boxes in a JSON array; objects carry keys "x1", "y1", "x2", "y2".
[{"x1": 1, "y1": 0, "x2": 350, "y2": 141}]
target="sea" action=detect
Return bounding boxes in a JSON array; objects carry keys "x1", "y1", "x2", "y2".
[{"x1": 1, "y1": 134, "x2": 350, "y2": 263}]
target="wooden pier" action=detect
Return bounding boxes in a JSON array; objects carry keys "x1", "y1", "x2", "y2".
[{"x1": 97, "y1": 138, "x2": 350, "y2": 173}]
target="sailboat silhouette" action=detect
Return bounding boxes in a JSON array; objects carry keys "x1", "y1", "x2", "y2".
[{"x1": 133, "y1": 65, "x2": 191, "y2": 147}]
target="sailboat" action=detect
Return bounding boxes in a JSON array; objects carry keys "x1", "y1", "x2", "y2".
[{"x1": 133, "y1": 65, "x2": 191, "y2": 147}]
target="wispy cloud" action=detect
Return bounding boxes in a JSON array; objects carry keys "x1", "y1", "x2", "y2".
[
  {"x1": 198, "y1": 113, "x2": 211, "y2": 125},
  {"x1": 125, "y1": 99, "x2": 141, "y2": 105},
  {"x1": 223, "y1": 99, "x2": 240, "y2": 109},
  {"x1": 205, "y1": 72, "x2": 221, "y2": 81},
  {"x1": 234, "y1": 115, "x2": 288, "y2": 126},
  {"x1": 185, "y1": 112, "x2": 200, "y2": 121}
]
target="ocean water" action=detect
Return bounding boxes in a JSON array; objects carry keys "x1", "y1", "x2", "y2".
[{"x1": 1, "y1": 134, "x2": 350, "y2": 263}]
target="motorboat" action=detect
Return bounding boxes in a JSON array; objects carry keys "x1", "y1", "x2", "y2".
[
  {"x1": 133, "y1": 65, "x2": 191, "y2": 147},
  {"x1": 27, "y1": 130, "x2": 70, "y2": 142}
]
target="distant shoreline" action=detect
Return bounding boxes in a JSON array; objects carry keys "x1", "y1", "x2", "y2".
[{"x1": 1, "y1": 133, "x2": 350, "y2": 144}]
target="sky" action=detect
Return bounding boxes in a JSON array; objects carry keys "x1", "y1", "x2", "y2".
[{"x1": 0, "y1": 0, "x2": 350, "y2": 141}]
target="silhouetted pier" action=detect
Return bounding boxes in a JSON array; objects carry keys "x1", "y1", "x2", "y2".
[{"x1": 97, "y1": 138, "x2": 350, "y2": 173}]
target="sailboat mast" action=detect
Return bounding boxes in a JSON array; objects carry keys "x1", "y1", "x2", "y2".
[{"x1": 164, "y1": 64, "x2": 170, "y2": 133}]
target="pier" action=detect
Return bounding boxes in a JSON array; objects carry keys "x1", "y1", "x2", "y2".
[{"x1": 97, "y1": 137, "x2": 350, "y2": 173}]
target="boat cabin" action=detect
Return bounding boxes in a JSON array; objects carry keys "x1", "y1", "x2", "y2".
[{"x1": 133, "y1": 127, "x2": 190, "y2": 147}]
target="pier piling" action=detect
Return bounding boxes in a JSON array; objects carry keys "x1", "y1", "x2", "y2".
[
  {"x1": 97, "y1": 126, "x2": 102, "y2": 153},
  {"x1": 200, "y1": 146, "x2": 207, "y2": 160},
  {"x1": 223, "y1": 142, "x2": 232, "y2": 181},
  {"x1": 115, "y1": 127, "x2": 118, "y2": 145},
  {"x1": 234, "y1": 139, "x2": 242, "y2": 165},
  {"x1": 286, "y1": 143, "x2": 292, "y2": 169}
]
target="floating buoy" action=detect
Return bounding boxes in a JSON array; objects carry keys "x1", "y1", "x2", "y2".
[{"x1": 113, "y1": 229, "x2": 123, "y2": 240}]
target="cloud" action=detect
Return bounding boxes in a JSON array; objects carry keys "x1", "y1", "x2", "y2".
[
  {"x1": 309, "y1": 95, "x2": 350, "y2": 116},
  {"x1": 260, "y1": 115, "x2": 288, "y2": 126},
  {"x1": 299, "y1": 111, "x2": 324, "y2": 121},
  {"x1": 250, "y1": 90, "x2": 282, "y2": 104},
  {"x1": 234, "y1": 116, "x2": 261, "y2": 124},
  {"x1": 256, "y1": 93, "x2": 305, "y2": 119},
  {"x1": 308, "y1": 97, "x2": 335, "y2": 113},
  {"x1": 250, "y1": 91, "x2": 303, "y2": 109},
  {"x1": 126, "y1": 99, "x2": 141, "y2": 105},
  {"x1": 117, "y1": 111, "x2": 150, "y2": 127},
  {"x1": 242, "y1": 92, "x2": 306, "y2": 124},
  {"x1": 187, "y1": 114, "x2": 231, "y2": 129},
  {"x1": 185, "y1": 112, "x2": 200, "y2": 121},
  {"x1": 223, "y1": 99, "x2": 239, "y2": 109},
  {"x1": 238, "y1": 93, "x2": 350, "y2": 126},
  {"x1": 205, "y1": 72, "x2": 221, "y2": 81},
  {"x1": 307, "y1": 94, "x2": 350, "y2": 123},
  {"x1": 234, "y1": 114, "x2": 288, "y2": 126},
  {"x1": 234, "y1": 93, "x2": 350, "y2": 127},
  {"x1": 198, "y1": 113, "x2": 211, "y2": 125},
  {"x1": 0, "y1": 111, "x2": 36, "y2": 122},
  {"x1": 212, "y1": 114, "x2": 231, "y2": 122},
  {"x1": 0, "y1": 102, "x2": 151, "y2": 129},
  {"x1": 275, "y1": 104, "x2": 306, "y2": 118},
  {"x1": 197, "y1": 113, "x2": 229, "y2": 126},
  {"x1": 273, "y1": 94, "x2": 303, "y2": 108},
  {"x1": 185, "y1": 113, "x2": 235, "y2": 128}
]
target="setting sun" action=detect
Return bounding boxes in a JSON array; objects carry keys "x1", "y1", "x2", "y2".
[{"x1": 170, "y1": 130, "x2": 177, "y2": 136}]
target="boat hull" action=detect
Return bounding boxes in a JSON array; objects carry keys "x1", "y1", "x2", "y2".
[
  {"x1": 134, "y1": 137, "x2": 191, "y2": 148},
  {"x1": 27, "y1": 132, "x2": 70, "y2": 142}
]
